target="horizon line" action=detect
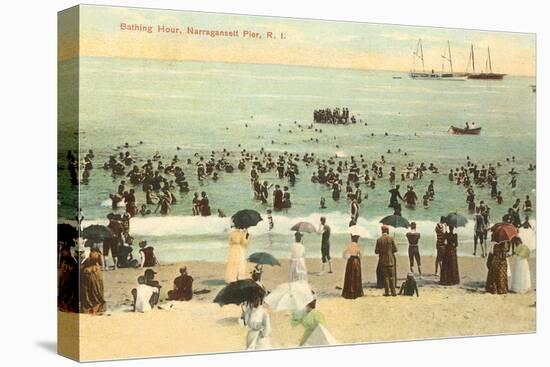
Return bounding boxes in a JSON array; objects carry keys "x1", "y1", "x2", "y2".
[{"x1": 60, "y1": 55, "x2": 536, "y2": 77}]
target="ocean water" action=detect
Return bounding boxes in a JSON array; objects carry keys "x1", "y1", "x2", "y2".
[{"x1": 59, "y1": 57, "x2": 536, "y2": 261}]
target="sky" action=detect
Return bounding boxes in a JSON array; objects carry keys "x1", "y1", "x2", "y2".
[{"x1": 59, "y1": 5, "x2": 536, "y2": 76}]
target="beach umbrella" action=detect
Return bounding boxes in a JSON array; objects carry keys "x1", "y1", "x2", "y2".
[
  {"x1": 213, "y1": 279, "x2": 265, "y2": 306},
  {"x1": 231, "y1": 209, "x2": 263, "y2": 229},
  {"x1": 290, "y1": 221, "x2": 317, "y2": 233},
  {"x1": 58, "y1": 223, "x2": 78, "y2": 245},
  {"x1": 348, "y1": 225, "x2": 372, "y2": 238},
  {"x1": 248, "y1": 252, "x2": 280, "y2": 266},
  {"x1": 379, "y1": 214, "x2": 410, "y2": 229},
  {"x1": 81, "y1": 224, "x2": 113, "y2": 242},
  {"x1": 445, "y1": 212, "x2": 468, "y2": 228},
  {"x1": 490, "y1": 222, "x2": 519, "y2": 243},
  {"x1": 264, "y1": 281, "x2": 314, "y2": 312}
]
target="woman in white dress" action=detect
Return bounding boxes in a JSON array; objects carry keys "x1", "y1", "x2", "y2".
[
  {"x1": 289, "y1": 232, "x2": 308, "y2": 282},
  {"x1": 243, "y1": 296, "x2": 272, "y2": 350},
  {"x1": 224, "y1": 227, "x2": 249, "y2": 283},
  {"x1": 510, "y1": 238, "x2": 531, "y2": 293}
]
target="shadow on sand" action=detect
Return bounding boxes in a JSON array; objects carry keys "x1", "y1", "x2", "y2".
[
  {"x1": 216, "y1": 316, "x2": 240, "y2": 326},
  {"x1": 201, "y1": 278, "x2": 226, "y2": 287}
]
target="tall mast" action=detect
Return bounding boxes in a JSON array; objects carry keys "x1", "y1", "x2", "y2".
[
  {"x1": 420, "y1": 39, "x2": 425, "y2": 72},
  {"x1": 448, "y1": 41, "x2": 453, "y2": 73},
  {"x1": 487, "y1": 47, "x2": 493, "y2": 73},
  {"x1": 471, "y1": 44, "x2": 475, "y2": 73}
]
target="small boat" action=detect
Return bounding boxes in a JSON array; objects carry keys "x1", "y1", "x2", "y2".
[
  {"x1": 449, "y1": 126, "x2": 482, "y2": 135},
  {"x1": 392, "y1": 76, "x2": 402, "y2": 79}
]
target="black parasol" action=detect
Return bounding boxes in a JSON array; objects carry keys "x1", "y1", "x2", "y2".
[
  {"x1": 248, "y1": 252, "x2": 281, "y2": 266},
  {"x1": 213, "y1": 279, "x2": 265, "y2": 306},
  {"x1": 231, "y1": 209, "x2": 263, "y2": 229},
  {"x1": 379, "y1": 214, "x2": 410, "y2": 229},
  {"x1": 58, "y1": 223, "x2": 78, "y2": 246},
  {"x1": 81, "y1": 224, "x2": 113, "y2": 243},
  {"x1": 445, "y1": 212, "x2": 468, "y2": 228}
]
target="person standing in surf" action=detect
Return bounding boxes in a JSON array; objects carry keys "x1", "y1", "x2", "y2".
[
  {"x1": 388, "y1": 185, "x2": 404, "y2": 210},
  {"x1": 199, "y1": 191, "x2": 211, "y2": 216},
  {"x1": 332, "y1": 180, "x2": 341, "y2": 201},
  {"x1": 272, "y1": 185, "x2": 283, "y2": 211},
  {"x1": 282, "y1": 186, "x2": 292, "y2": 209},
  {"x1": 317, "y1": 217, "x2": 332, "y2": 274},
  {"x1": 191, "y1": 192, "x2": 200, "y2": 216},
  {"x1": 349, "y1": 194, "x2": 359, "y2": 226}
]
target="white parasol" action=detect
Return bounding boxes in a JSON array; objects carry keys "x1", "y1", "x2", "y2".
[{"x1": 264, "y1": 281, "x2": 314, "y2": 312}]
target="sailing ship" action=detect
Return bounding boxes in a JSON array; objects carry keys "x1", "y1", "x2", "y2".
[
  {"x1": 409, "y1": 39, "x2": 467, "y2": 81},
  {"x1": 466, "y1": 45, "x2": 506, "y2": 80}
]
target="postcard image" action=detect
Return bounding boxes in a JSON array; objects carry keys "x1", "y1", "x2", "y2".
[{"x1": 57, "y1": 4, "x2": 536, "y2": 361}]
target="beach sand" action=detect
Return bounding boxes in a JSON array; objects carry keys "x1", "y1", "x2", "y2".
[{"x1": 60, "y1": 255, "x2": 536, "y2": 361}]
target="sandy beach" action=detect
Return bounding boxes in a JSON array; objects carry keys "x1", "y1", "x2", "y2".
[{"x1": 59, "y1": 255, "x2": 536, "y2": 361}]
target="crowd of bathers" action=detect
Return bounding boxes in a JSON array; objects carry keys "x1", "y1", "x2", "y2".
[{"x1": 313, "y1": 107, "x2": 357, "y2": 124}]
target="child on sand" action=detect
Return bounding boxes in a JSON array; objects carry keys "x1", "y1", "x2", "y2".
[{"x1": 399, "y1": 273, "x2": 419, "y2": 297}]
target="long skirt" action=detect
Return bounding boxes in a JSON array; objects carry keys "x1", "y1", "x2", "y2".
[
  {"x1": 289, "y1": 258, "x2": 308, "y2": 282},
  {"x1": 80, "y1": 270, "x2": 106, "y2": 314},
  {"x1": 486, "y1": 258, "x2": 508, "y2": 294},
  {"x1": 510, "y1": 256, "x2": 531, "y2": 294},
  {"x1": 225, "y1": 245, "x2": 247, "y2": 283},
  {"x1": 58, "y1": 266, "x2": 79, "y2": 312},
  {"x1": 342, "y1": 256, "x2": 363, "y2": 299},
  {"x1": 246, "y1": 330, "x2": 272, "y2": 350},
  {"x1": 440, "y1": 246, "x2": 460, "y2": 285}
]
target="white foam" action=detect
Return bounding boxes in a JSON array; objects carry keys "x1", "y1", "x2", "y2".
[{"x1": 81, "y1": 211, "x2": 533, "y2": 241}]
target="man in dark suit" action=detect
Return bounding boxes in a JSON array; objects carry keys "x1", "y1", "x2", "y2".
[{"x1": 375, "y1": 225, "x2": 398, "y2": 296}]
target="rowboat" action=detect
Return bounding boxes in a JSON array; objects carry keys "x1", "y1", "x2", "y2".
[{"x1": 449, "y1": 126, "x2": 482, "y2": 135}]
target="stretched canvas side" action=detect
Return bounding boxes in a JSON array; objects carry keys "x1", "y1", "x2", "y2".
[{"x1": 57, "y1": 5, "x2": 81, "y2": 361}]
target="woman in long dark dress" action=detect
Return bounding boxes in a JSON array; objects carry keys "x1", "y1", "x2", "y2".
[
  {"x1": 485, "y1": 241, "x2": 510, "y2": 294},
  {"x1": 342, "y1": 235, "x2": 364, "y2": 299},
  {"x1": 58, "y1": 246, "x2": 79, "y2": 312},
  {"x1": 80, "y1": 247, "x2": 106, "y2": 314},
  {"x1": 440, "y1": 225, "x2": 460, "y2": 285}
]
